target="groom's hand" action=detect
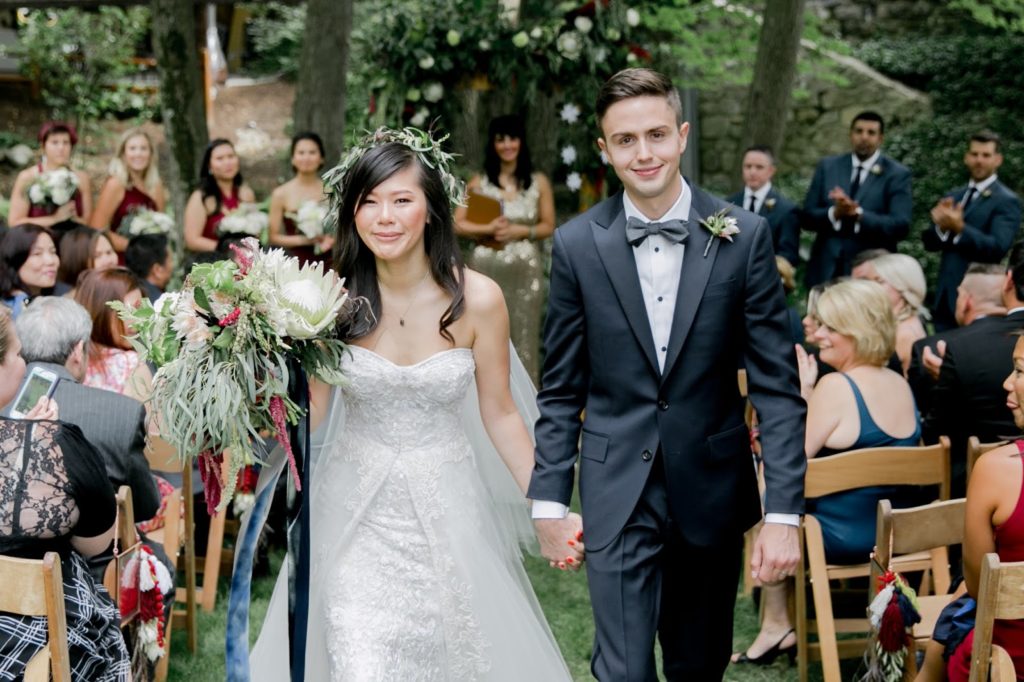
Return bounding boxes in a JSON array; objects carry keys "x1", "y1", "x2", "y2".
[
  {"x1": 534, "y1": 513, "x2": 585, "y2": 571},
  {"x1": 750, "y1": 522, "x2": 800, "y2": 585}
]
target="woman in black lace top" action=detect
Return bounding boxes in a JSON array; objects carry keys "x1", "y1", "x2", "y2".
[{"x1": 0, "y1": 307, "x2": 129, "y2": 681}]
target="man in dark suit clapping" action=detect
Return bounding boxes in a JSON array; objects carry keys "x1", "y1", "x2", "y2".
[
  {"x1": 923, "y1": 131, "x2": 1022, "y2": 331},
  {"x1": 728, "y1": 145, "x2": 800, "y2": 268},
  {"x1": 803, "y1": 111, "x2": 913, "y2": 286}
]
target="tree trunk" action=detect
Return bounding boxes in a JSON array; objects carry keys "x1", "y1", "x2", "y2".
[
  {"x1": 293, "y1": 0, "x2": 354, "y2": 165},
  {"x1": 151, "y1": 0, "x2": 208, "y2": 233},
  {"x1": 738, "y1": 0, "x2": 806, "y2": 172}
]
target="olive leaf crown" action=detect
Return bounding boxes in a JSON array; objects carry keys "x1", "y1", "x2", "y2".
[{"x1": 323, "y1": 126, "x2": 466, "y2": 233}]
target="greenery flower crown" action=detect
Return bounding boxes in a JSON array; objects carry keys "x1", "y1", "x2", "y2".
[{"x1": 323, "y1": 126, "x2": 466, "y2": 232}]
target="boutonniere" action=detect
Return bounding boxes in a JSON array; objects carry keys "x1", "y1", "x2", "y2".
[
  {"x1": 699, "y1": 208, "x2": 740, "y2": 257},
  {"x1": 870, "y1": 164, "x2": 883, "y2": 175},
  {"x1": 982, "y1": 189, "x2": 993, "y2": 199},
  {"x1": 764, "y1": 197, "x2": 776, "y2": 211}
]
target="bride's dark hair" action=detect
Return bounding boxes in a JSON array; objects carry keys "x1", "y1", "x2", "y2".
[{"x1": 332, "y1": 142, "x2": 465, "y2": 344}]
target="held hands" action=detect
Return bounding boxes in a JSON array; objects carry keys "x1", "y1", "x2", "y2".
[
  {"x1": 53, "y1": 202, "x2": 76, "y2": 223},
  {"x1": 794, "y1": 344, "x2": 818, "y2": 400},
  {"x1": 828, "y1": 187, "x2": 860, "y2": 218},
  {"x1": 534, "y1": 512, "x2": 585, "y2": 571},
  {"x1": 25, "y1": 396, "x2": 58, "y2": 421},
  {"x1": 930, "y1": 197, "x2": 965, "y2": 234},
  {"x1": 751, "y1": 522, "x2": 800, "y2": 585}
]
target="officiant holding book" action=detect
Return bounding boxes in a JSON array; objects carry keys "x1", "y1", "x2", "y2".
[{"x1": 455, "y1": 114, "x2": 556, "y2": 382}]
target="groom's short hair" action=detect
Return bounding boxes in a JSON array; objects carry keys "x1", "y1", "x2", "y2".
[{"x1": 596, "y1": 68, "x2": 683, "y2": 130}]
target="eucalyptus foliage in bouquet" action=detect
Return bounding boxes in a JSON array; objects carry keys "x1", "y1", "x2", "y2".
[
  {"x1": 218, "y1": 203, "x2": 269, "y2": 238},
  {"x1": 288, "y1": 200, "x2": 328, "y2": 240},
  {"x1": 124, "y1": 208, "x2": 175, "y2": 237},
  {"x1": 27, "y1": 167, "x2": 79, "y2": 207},
  {"x1": 111, "y1": 238, "x2": 349, "y2": 512}
]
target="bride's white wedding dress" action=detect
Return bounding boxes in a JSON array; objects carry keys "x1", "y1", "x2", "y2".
[{"x1": 251, "y1": 345, "x2": 570, "y2": 681}]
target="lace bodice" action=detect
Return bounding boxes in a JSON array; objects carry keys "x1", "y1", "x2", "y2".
[{"x1": 477, "y1": 175, "x2": 541, "y2": 226}]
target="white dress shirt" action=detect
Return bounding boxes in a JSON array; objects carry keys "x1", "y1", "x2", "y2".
[
  {"x1": 828, "y1": 150, "x2": 882, "y2": 233},
  {"x1": 743, "y1": 182, "x2": 773, "y2": 215},
  {"x1": 935, "y1": 174, "x2": 999, "y2": 244}
]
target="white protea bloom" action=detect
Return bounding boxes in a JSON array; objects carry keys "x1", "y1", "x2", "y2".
[
  {"x1": 566, "y1": 172, "x2": 583, "y2": 192},
  {"x1": 423, "y1": 82, "x2": 444, "y2": 103},
  {"x1": 561, "y1": 145, "x2": 578, "y2": 165},
  {"x1": 418, "y1": 55, "x2": 435, "y2": 69},
  {"x1": 626, "y1": 8, "x2": 641, "y2": 26},
  {"x1": 574, "y1": 16, "x2": 593, "y2": 33},
  {"x1": 557, "y1": 31, "x2": 583, "y2": 60},
  {"x1": 267, "y1": 258, "x2": 349, "y2": 340},
  {"x1": 560, "y1": 103, "x2": 581, "y2": 124}
]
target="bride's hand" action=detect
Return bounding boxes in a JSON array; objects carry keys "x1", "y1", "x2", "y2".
[{"x1": 534, "y1": 512, "x2": 585, "y2": 571}]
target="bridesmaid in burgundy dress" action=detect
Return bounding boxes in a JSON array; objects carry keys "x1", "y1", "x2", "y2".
[
  {"x1": 89, "y1": 128, "x2": 166, "y2": 258},
  {"x1": 183, "y1": 138, "x2": 255, "y2": 253},
  {"x1": 6, "y1": 121, "x2": 93, "y2": 232},
  {"x1": 268, "y1": 132, "x2": 333, "y2": 265}
]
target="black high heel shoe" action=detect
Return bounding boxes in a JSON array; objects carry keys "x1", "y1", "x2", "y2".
[{"x1": 731, "y1": 628, "x2": 797, "y2": 665}]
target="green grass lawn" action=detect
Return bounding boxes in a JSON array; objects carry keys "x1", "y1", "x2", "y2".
[{"x1": 166, "y1": 549, "x2": 859, "y2": 681}]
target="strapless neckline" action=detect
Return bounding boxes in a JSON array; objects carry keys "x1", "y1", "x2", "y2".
[{"x1": 347, "y1": 344, "x2": 473, "y2": 369}]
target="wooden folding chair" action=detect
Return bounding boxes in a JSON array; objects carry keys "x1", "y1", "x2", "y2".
[
  {"x1": 103, "y1": 486, "x2": 143, "y2": 625},
  {"x1": 966, "y1": 436, "x2": 1009, "y2": 481},
  {"x1": 796, "y1": 437, "x2": 951, "y2": 682},
  {"x1": 990, "y1": 644, "x2": 1019, "y2": 682},
  {"x1": 0, "y1": 552, "x2": 71, "y2": 682},
  {"x1": 872, "y1": 497, "x2": 966, "y2": 667},
  {"x1": 970, "y1": 553, "x2": 1024, "y2": 682}
]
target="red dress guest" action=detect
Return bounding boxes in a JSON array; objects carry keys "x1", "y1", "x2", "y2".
[
  {"x1": 7, "y1": 122, "x2": 93, "y2": 233},
  {"x1": 184, "y1": 139, "x2": 255, "y2": 253},
  {"x1": 268, "y1": 132, "x2": 333, "y2": 266}
]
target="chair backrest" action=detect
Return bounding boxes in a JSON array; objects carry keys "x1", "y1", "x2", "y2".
[
  {"x1": 872, "y1": 497, "x2": 966, "y2": 595},
  {"x1": 103, "y1": 486, "x2": 142, "y2": 622},
  {"x1": 805, "y1": 436, "x2": 951, "y2": 500},
  {"x1": 970, "y1": 553, "x2": 1024, "y2": 682},
  {"x1": 967, "y1": 437, "x2": 1009, "y2": 481},
  {"x1": 991, "y1": 644, "x2": 1018, "y2": 682},
  {"x1": 0, "y1": 552, "x2": 71, "y2": 681}
]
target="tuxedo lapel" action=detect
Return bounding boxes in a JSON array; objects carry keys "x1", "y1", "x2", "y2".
[
  {"x1": 590, "y1": 199, "x2": 660, "y2": 376},
  {"x1": 660, "y1": 187, "x2": 719, "y2": 383}
]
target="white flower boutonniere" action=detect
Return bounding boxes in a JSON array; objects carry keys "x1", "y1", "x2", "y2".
[
  {"x1": 982, "y1": 189, "x2": 993, "y2": 199},
  {"x1": 764, "y1": 197, "x2": 776, "y2": 211},
  {"x1": 870, "y1": 163, "x2": 883, "y2": 175},
  {"x1": 699, "y1": 208, "x2": 740, "y2": 257}
]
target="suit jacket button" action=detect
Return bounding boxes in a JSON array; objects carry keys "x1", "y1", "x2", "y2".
[
  {"x1": 641, "y1": 449, "x2": 653, "y2": 461},
  {"x1": 657, "y1": 399, "x2": 668, "y2": 411}
]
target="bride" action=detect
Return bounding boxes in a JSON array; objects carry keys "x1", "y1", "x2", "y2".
[{"x1": 250, "y1": 129, "x2": 581, "y2": 680}]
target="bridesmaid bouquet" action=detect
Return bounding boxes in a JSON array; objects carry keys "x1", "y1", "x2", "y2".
[
  {"x1": 288, "y1": 200, "x2": 328, "y2": 240},
  {"x1": 219, "y1": 203, "x2": 269, "y2": 238},
  {"x1": 111, "y1": 238, "x2": 350, "y2": 512},
  {"x1": 26, "y1": 167, "x2": 79, "y2": 207},
  {"x1": 124, "y1": 209, "x2": 175, "y2": 237}
]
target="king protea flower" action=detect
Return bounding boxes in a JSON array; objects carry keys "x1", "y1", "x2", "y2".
[{"x1": 264, "y1": 256, "x2": 348, "y2": 340}]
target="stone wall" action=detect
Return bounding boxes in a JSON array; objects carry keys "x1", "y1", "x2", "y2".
[
  {"x1": 697, "y1": 44, "x2": 930, "y2": 193},
  {"x1": 806, "y1": 0, "x2": 964, "y2": 40}
]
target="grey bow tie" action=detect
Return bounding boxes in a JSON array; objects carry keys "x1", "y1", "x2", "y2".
[{"x1": 625, "y1": 216, "x2": 690, "y2": 246}]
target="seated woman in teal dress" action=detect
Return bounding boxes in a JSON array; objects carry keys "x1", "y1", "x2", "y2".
[{"x1": 733, "y1": 279, "x2": 922, "y2": 667}]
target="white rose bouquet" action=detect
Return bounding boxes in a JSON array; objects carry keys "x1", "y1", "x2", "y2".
[
  {"x1": 288, "y1": 200, "x2": 327, "y2": 240},
  {"x1": 27, "y1": 167, "x2": 79, "y2": 208},
  {"x1": 111, "y1": 238, "x2": 350, "y2": 512},
  {"x1": 124, "y1": 209, "x2": 175, "y2": 237},
  {"x1": 218, "y1": 203, "x2": 269, "y2": 238}
]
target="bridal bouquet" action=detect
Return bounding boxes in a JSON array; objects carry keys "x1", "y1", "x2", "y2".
[
  {"x1": 218, "y1": 203, "x2": 269, "y2": 238},
  {"x1": 124, "y1": 209, "x2": 175, "y2": 237},
  {"x1": 26, "y1": 167, "x2": 79, "y2": 207},
  {"x1": 111, "y1": 238, "x2": 350, "y2": 512},
  {"x1": 288, "y1": 200, "x2": 328, "y2": 240}
]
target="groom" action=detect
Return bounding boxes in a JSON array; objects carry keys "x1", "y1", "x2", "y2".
[{"x1": 529, "y1": 68, "x2": 807, "y2": 680}]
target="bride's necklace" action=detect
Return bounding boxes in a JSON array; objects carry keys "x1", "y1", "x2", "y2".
[{"x1": 389, "y1": 270, "x2": 432, "y2": 327}]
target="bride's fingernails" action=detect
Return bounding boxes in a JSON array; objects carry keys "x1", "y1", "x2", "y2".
[
  {"x1": 567, "y1": 539, "x2": 576, "y2": 547},
  {"x1": 558, "y1": 562, "x2": 566, "y2": 569},
  {"x1": 576, "y1": 530, "x2": 584, "y2": 540},
  {"x1": 566, "y1": 557, "x2": 575, "y2": 565}
]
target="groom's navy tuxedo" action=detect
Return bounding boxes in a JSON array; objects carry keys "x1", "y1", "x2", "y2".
[{"x1": 530, "y1": 185, "x2": 806, "y2": 680}]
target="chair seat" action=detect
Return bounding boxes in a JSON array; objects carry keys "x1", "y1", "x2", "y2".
[{"x1": 914, "y1": 595, "x2": 950, "y2": 641}]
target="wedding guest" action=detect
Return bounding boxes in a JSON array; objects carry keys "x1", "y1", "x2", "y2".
[
  {"x1": 0, "y1": 306, "x2": 130, "y2": 681},
  {"x1": 57, "y1": 226, "x2": 119, "y2": 289},
  {"x1": 914, "y1": 332, "x2": 1024, "y2": 681},
  {"x1": 728, "y1": 145, "x2": 800, "y2": 267},
  {"x1": 454, "y1": 114, "x2": 556, "y2": 381},
  {"x1": 268, "y1": 132, "x2": 333, "y2": 265},
  {"x1": 733, "y1": 279, "x2": 920, "y2": 665},
  {"x1": 923, "y1": 131, "x2": 1021, "y2": 332},
  {"x1": 125, "y1": 234, "x2": 173, "y2": 303},
  {"x1": 0, "y1": 225, "x2": 62, "y2": 318},
  {"x1": 73, "y1": 268, "x2": 152, "y2": 403},
  {"x1": 856, "y1": 252, "x2": 928, "y2": 375},
  {"x1": 6, "y1": 122, "x2": 93, "y2": 235},
  {"x1": 89, "y1": 128, "x2": 167, "y2": 256},
  {"x1": 183, "y1": 138, "x2": 255, "y2": 253},
  {"x1": 803, "y1": 112, "x2": 912, "y2": 286}
]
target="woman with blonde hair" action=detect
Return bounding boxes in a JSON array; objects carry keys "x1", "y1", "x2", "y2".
[
  {"x1": 89, "y1": 128, "x2": 167, "y2": 255},
  {"x1": 733, "y1": 279, "x2": 922, "y2": 666},
  {"x1": 857, "y1": 252, "x2": 928, "y2": 374}
]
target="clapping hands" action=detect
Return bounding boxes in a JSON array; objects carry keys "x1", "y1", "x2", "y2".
[
  {"x1": 828, "y1": 187, "x2": 860, "y2": 218},
  {"x1": 931, "y1": 197, "x2": 965, "y2": 234},
  {"x1": 534, "y1": 512, "x2": 585, "y2": 571}
]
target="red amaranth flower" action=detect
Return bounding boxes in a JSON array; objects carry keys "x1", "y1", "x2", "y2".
[
  {"x1": 269, "y1": 395, "x2": 302, "y2": 491},
  {"x1": 198, "y1": 450, "x2": 225, "y2": 516},
  {"x1": 219, "y1": 307, "x2": 242, "y2": 327},
  {"x1": 229, "y1": 242, "x2": 254, "y2": 275}
]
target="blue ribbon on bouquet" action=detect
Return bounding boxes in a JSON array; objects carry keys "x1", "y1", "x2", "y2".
[{"x1": 224, "y1": 362, "x2": 312, "y2": 682}]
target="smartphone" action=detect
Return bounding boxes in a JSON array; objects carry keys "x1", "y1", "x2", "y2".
[{"x1": 10, "y1": 367, "x2": 60, "y2": 418}]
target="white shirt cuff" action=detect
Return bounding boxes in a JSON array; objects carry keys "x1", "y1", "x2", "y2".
[
  {"x1": 952, "y1": 232, "x2": 962, "y2": 244},
  {"x1": 828, "y1": 206, "x2": 841, "y2": 231},
  {"x1": 764, "y1": 513, "x2": 800, "y2": 527},
  {"x1": 935, "y1": 225, "x2": 950, "y2": 242},
  {"x1": 531, "y1": 500, "x2": 569, "y2": 519},
  {"x1": 853, "y1": 206, "x2": 863, "y2": 234}
]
